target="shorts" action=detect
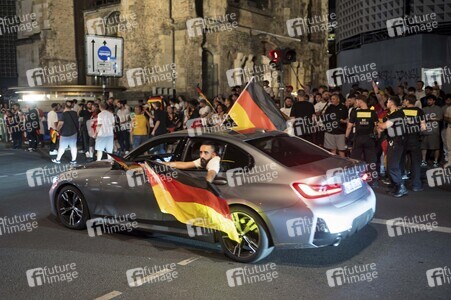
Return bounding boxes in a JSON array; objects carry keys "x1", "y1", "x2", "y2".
[
  {"x1": 421, "y1": 133, "x2": 440, "y2": 150},
  {"x1": 324, "y1": 133, "x2": 346, "y2": 151},
  {"x1": 95, "y1": 135, "x2": 114, "y2": 152},
  {"x1": 59, "y1": 134, "x2": 77, "y2": 150}
]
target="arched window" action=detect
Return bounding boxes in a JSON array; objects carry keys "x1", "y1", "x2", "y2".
[{"x1": 202, "y1": 49, "x2": 217, "y2": 99}]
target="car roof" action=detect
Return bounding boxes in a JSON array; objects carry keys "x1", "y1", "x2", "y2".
[{"x1": 165, "y1": 128, "x2": 288, "y2": 142}]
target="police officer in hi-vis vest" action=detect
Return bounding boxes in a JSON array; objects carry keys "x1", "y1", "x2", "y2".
[
  {"x1": 346, "y1": 95, "x2": 379, "y2": 186},
  {"x1": 377, "y1": 95, "x2": 407, "y2": 197},
  {"x1": 401, "y1": 94, "x2": 426, "y2": 192}
]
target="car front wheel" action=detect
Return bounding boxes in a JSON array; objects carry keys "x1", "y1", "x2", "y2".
[
  {"x1": 219, "y1": 206, "x2": 274, "y2": 263},
  {"x1": 55, "y1": 186, "x2": 89, "y2": 230}
]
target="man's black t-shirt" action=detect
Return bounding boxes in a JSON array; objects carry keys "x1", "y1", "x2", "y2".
[
  {"x1": 79, "y1": 109, "x2": 92, "y2": 126},
  {"x1": 401, "y1": 107, "x2": 424, "y2": 136},
  {"x1": 349, "y1": 108, "x2": 378, "y2": 136},
  {"x1": 324, "y1": 103, "x2": 348, "y2": 134},
  {"x1": 25, "y1": 108, "x2": 40, "y2": 132},
  {"x1": 189, "y1": 108, "x2": 200, "y2": 120},
  {"x1": 290, "y1": 101, "x2": 315, "y2": 120},
  {"x1": 384, "y1": 109, "x2": 405, "y2": 140},
  {"x1": 61, "y1": 111, "x2": 79, "y2": 137},
  {"x1": 153, "y1": 109, "x2": 168, "y2": 136}
]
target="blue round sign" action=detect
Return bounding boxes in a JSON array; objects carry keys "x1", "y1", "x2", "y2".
[{"x1": 98, "y1": 46, "x2": 111, "y2": 61}]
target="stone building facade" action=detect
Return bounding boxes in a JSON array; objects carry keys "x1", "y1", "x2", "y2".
[{"x1": 15, "y1": 0, "x2": 329, "y2": 101}]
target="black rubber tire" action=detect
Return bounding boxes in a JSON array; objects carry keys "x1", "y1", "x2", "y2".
[
  {"x1": 55, "y1": 185, "x2": 90, "y2": 230},
  {"x1": 219, "y1": 206, "x2": 274, "y2": 263}
]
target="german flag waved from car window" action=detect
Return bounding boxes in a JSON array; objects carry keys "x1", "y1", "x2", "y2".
[
  {"x1": 142, "y1": 160, "x2": 241, "y2": 243},
  {"x1": 225, "y1": 77, "x2": 287, "y2": 131},
  {"x1": 109, "y1": 153, "x2": 141, "y2": 170}
]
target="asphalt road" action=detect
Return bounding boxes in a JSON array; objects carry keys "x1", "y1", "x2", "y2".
[{"x1": 0, "y1": 144, "x2": 450, "y2": 300}]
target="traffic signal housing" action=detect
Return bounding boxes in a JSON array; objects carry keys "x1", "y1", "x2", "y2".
[
  {"x1": 268, "y1": 48, "x2": 297, "y2": 69},
  {"x1": 268, "y1": 49, "x2": 283, "y2": 70},
  {"x1": 283, "y1": 48, "x2": 296, "y2": 64}
]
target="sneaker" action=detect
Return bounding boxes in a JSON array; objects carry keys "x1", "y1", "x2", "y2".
[
  {"x1": 70, "y1": 160, "x2": 77, "y2": 165},
  {"x1": 52, "y1": 159, "x2": 61, "y2": 164},
  {"x1": 49, "y1": 150, "x2": 58, "y2": 155},
  {"x1": 125, "y1": 151, "x2": 130, "y2": 155},
  {"x1": 421, "y1": 161, "x2": 427, "y2": 167},
  {"x1": 401, "y1": 174, "x2": 409, "y2": 180},
  {"x1": 85, "y1": 151, "x2": 91, "y2": 158},
  {"x1": 412, "y1": 186, "x2": 424, "y2": 192},
  {"x1": 381, "y1": 178, "x2": 392, "y2": 186},
  {"x1": 432, "y1": 161, "x2": 439, "y2": 168}
]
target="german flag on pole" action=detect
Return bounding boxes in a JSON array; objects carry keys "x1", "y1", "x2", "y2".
[
  {"x1": 196, "y1": 84, "x2": 215, "y2": 112},
  {"x1": 142, "y1": 161, "x2": 241, "y2": 243},
  {"x1": 226, "y1": 78, "x2": 287, "y2": 131},
  {"x1": 147, "y1": 96, "x2": 164, "y2": 110}
]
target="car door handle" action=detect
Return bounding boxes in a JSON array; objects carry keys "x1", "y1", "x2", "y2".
[{"x1": 213, "y1": 177, "x2": 228, "y2": 185}]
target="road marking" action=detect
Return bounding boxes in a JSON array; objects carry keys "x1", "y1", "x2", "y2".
[
  {"x1": 129, "y1": 268, "x2": 173, "y2": 287},
  {"x1": 94, "y1": 291, "x2": 122, "y2": 300},
  {"x1": 372, "y1": 218, "x2": 451, "y2": 234},
  {"x1": 0, "y1": 153, "x2": 14, "y2": 156},
  {"x1": 13, "y1": 173, "x2": 26, "y2": 176},
  {"x1": 177, "y1": 256, "x2": 200, "y2": 266}
]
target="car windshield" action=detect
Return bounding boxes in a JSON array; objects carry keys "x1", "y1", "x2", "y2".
[{"x1": 247, "y1": 135, "x2": 330, "y2": 167}]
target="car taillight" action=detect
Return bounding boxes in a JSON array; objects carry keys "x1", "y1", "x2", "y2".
[{"x1": 292, "y1": 183, "x2": 342, "y2": 199}]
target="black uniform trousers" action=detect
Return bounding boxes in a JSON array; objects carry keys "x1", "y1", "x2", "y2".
[{"x1": 387, "y1": 137, "x2": 406, "y2": 186}]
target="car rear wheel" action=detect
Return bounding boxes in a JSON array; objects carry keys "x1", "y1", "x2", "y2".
[
  {"x1": 219, "y1": 206, "x2": 274, "y2": 263},
  {"x1": 56, "y1": 186, "x2": 89, "y2": 230}
]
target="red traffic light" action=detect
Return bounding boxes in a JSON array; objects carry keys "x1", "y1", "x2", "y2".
[{"x1": 268, "y1": 49, "x2": 283, "y2": 63}]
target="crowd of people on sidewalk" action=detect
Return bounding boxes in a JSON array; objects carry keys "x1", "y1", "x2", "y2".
[{"x1": 1, "y1": 79, "x2": 450, "y2": 195}]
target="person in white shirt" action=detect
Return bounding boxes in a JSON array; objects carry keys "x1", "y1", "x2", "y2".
[
  {"x1": 263, "y1": 80, "x2": 275, "y2": 98},
  {"x1": 115, "y1": 100, "x2": 131, "y2": 155},
  {"x1": 72, "y1": 100, "x2": 80, "y2": 113},
  {"x1": 94, "y1": 103, "x2": 115, "y2": 161},
  {"x1": 280, "y1": 97, "x2": 293, "y2": 118},
  {"x1": 47, "y1": 103, "x2": 59, "y2": 155},
  {"x1": 162, "y1": 141, "x2": 220, "y2": 182},
  {"x1": 314, "y1": 92, "x2": 329, "y2": 116},
  {"x1": 415, "y1": 80, "x2": 426, "y2": 103},
  {"x1": 199, "y1": 100, "x2": 211, "y2": 118}
]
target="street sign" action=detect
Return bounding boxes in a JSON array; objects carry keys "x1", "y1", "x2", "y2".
[{"x1": 85, "y1": 35, "x2": 124, "y2": 77}]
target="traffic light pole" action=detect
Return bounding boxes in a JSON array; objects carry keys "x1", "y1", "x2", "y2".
[{"x1": 279, "y1": 66, "x2": 284, "y2": 108}]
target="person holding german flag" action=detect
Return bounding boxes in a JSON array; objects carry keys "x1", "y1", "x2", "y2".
[{"x1": 142, "y1": 160, "x2": 241, "y2": 243}]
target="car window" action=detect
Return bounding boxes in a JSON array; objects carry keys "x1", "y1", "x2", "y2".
[
  {"x1": 132, "y1": 138, "x2": 182, "y2": 162},
  {"x1": 246, "y1": 135, "x2": 330, "y2": 167},
  {"x1": 183, "y1": 138, "x2": 253, "y2": 172},
  {"x1": 221, "y1": 144, "x2": 253, "y2": 171}
]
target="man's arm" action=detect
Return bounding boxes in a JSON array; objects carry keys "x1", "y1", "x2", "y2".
[
  {"x1": 205, "y1": 170, "x2": 217, "y2": 183},
  {"x1": 152, "y1": 120, "x2": 160, "y2": 136},
  {"x1": 56, "y1": 121, "x2": 64, "y2": 132},
  {"x1": 345, "y1": 122, "x2": 354, "y2": 139}
]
